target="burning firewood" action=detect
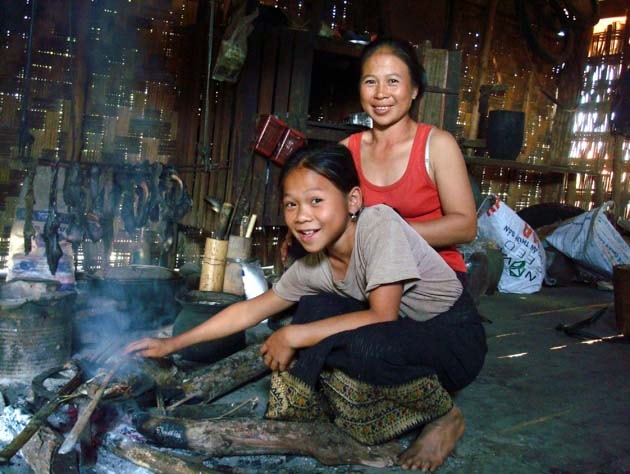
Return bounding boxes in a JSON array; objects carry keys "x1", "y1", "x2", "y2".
[
  {"x1": 58, "y1": 358, "x2": 126, "y2": 454},
  {"x1": 135, "y1": 415, "x2": 404, "y2": 468},
  {"x1": 0, "y1": 363, "x2": 82, "y2": 463}
]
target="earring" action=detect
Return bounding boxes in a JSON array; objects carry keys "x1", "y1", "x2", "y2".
[{"x1": 350, "y1": 212, "x2": 358, "y2": 222}]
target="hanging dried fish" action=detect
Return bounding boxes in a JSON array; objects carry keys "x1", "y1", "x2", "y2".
[
  {"x1": 156, "y1": 168, "x2": 191, "y2": 253},
  {"x1": 22, "y1": 168, "x2": 36, "y2": 255},
  {"x1": 100, "y1": 167, "x2": 120, "y2": 270},
  {"x1": 143, "y1": 161, "x2": 163, "y2": 224},
  {"x1": 42, "y1": 165, "x2": 63, "y2": 275},
  {"x1": 86, "y1": 165, "x2": 105, "y2": 241},
  {"x1": 63, "y1": 162, "x2": 86, "y2": 250}
]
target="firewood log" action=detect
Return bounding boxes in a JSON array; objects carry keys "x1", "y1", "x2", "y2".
[
  {"x1": 20, "y1": 425, "x2": 79, "y2": 474},
  {"x1": 171, "y1": 343, "x2": 268, "y2": 408},
  {"x1": 135, "y1": 415, "x2": 403, "y2": 468},
  {"x1": 106, "y1": 438, "x2": 220, "y2": 474}
]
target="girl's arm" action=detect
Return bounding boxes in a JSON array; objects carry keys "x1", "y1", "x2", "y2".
[
  {"x1": 125, "y1": 290, "x2": 293, "y2": 358},
  {"x1": 260, "y1": 282, "x2": 402, "y2": 371},
  {"x1": 407, "y1": 128, "x2": 477, "y2": 247}
]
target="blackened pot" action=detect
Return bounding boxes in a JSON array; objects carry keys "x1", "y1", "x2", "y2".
[{"x1": 173, "y1": 290, "x2": 245, "y2": 363}]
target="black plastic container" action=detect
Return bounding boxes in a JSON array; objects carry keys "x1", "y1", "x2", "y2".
[{"x1": 486, "y1": 110, "x2": 525, "y2": 161}]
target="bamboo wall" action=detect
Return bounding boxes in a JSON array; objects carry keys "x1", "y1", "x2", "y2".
[{"x1": 0, "y1": 0, "x2": 211, "y2": 271}]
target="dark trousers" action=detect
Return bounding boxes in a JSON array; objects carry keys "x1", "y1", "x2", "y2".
[{"x1": 288, "y1": 291, "x2": 487, "y2": 392}]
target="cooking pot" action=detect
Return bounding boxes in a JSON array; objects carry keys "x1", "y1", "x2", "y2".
[
  {"x1": 85, "y1": 265, "x2": 183, "y2": 329},
  {"x1": 172, "y1": 290, "x2": 245, "y2": 363}
]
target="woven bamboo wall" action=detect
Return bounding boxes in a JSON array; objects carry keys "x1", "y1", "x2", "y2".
[
  {"x1": 569, "y1": 19, "x2": 629, "y2": 218},
  {"x1": 0, "y1": 0, "x2": 209, "y2": 271},
  {"x1": 454, "y1": 2, "x2": 564, "y2": 211}
]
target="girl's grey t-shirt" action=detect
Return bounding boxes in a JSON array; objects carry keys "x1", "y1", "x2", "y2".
[{"x1": 273, "y1": 204, "x2": 462, "y2": 321}]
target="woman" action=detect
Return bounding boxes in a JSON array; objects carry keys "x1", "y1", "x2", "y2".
[
  {"x1": 340, "y1": 37, "x2": 477, "y2": 279},
  {"x1": 283, "y1": 38, "x2": 476, "y2": 281},
  {"x1": 126, "y1": 145, "x2": 486, "y2": 472}
]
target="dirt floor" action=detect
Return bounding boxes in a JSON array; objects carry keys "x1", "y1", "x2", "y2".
[{"x1": 1, "y1": 282, "x2": 628, "y2": 473}]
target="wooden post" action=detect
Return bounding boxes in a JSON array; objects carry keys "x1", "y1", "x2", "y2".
[
  {"x1": 611, "y1": 134, "x2": 625, "y2": 221},
  {"x1": 467, "y1": 0, "x2": 498, "y2": 141}
]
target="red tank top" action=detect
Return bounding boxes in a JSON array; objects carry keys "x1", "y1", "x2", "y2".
[{"x1": 347, "y1": 124, "x2": 467, "y2": 272}]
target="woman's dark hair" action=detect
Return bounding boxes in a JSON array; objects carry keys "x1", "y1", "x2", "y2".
[
  {"x1": 359, "y1": 37, "x2": 427, "y2": 99},
  {"x1": 280, "y1": 144, "x2": 359, "y2": 194}
]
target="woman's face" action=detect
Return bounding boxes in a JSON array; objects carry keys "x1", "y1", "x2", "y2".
[
  {"x1": 282, "y1": 167, "x2": 354, "y2": 254},
  {"x1": 359, "y1": 49, "x2": 418, "y2": 129}
]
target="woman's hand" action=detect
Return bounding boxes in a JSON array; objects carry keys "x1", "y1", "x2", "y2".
[
  {"x1": 260, "y1": 326, "x2": 296, "y2": 372},
  {"x1": 124, "y1": 337, "x2": 175, "y2": 359}
]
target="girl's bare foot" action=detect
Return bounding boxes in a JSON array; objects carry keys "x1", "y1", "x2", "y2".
[{"x1": 396, "y1": 405, "x2": 465, "y2": 472}]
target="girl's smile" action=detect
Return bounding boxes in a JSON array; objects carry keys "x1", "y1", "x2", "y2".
[{"x1": 282, "y1": 166, "x2": 358, "y2": 256}]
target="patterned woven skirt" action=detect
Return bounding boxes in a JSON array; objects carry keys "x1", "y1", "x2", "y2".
[{"x1": 265, "y1": 291, "x2": 486, "y2": 445}]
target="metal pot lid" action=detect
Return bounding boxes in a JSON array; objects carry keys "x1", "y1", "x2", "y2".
[{"x1": 95, "y1": 265, "x2": 179, "y2": 281}]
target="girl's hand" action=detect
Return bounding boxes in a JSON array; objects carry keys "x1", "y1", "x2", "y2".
[
  {"x1": 260, "y1": 327, "x2": 296, "y2": 372},
  {"x1": 124, "y1": 337, "x2": 174, "y2": 359}
]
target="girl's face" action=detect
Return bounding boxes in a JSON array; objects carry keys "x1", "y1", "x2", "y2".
[
  {"x1": 282, "y1": 167, "x2": 359, "y2": 254},
  {"x1": 359, "y1": 49, "x2": 418, "y2": 129}
]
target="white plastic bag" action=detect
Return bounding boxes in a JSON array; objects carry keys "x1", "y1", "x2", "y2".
[
  {"x1": 478, "y1": 197, "x2": 545, "y2": 294},
  {"x1": 544, "y1": 201, "x2": 630, "y2": 278}
]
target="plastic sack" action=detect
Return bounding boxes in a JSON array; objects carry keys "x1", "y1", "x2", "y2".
[
  {"x1": 544, "y1": 201, "x2": 630, "y2": 278},
  {"x1": 478, "y1": 197, "x2": 545, "y2": 294}
]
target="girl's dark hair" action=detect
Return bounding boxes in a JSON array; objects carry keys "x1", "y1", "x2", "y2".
[
  {"x1": 360, "y1": 37, "x2": 427, "y2": 99},
  {"x1": 280, "y1": 144, "x2": 359, "y2": 194}
]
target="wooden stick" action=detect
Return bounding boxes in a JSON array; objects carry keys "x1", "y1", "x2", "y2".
[
  {"x1": 136, "y1": 415, "x2": 404, "y2": 468},
  {"x1": 58, "y1": 358, "x2": 125, "y2": 454},
  {"x1": 245, "y1": 214, "x2": 257, "y2": 238},
  {"x1": 106, "y1": 438, "x2": 219, "y2": 474},
  {"x1": 0, "y1": 367, "x2": 82, "y2": 463}
]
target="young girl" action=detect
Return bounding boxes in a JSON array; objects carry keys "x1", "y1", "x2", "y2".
[{"x1": 125, "y1": 144, "x2": 487, "y2": 472}]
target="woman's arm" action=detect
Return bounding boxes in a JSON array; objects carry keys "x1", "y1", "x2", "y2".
[
  {"x1": 125, "y1": 290, "x2": 293, "y2": 358},
  {"x1": 408, "y1": 128, "x2": 477, "y2": 247},
  {"x1": 260, "y1": 282, "x2": 402, "y2": 371}
]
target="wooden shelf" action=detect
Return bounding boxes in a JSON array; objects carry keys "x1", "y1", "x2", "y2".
[
  {"x1": 313, "y1": 36, "x2": 364, "y2": 57},
  {"x1": 463, "y1": 155, "x2": 601, "y2": 176},
  {"x1": 304, "y1": 120, "x2": 368, "y2": 143}
]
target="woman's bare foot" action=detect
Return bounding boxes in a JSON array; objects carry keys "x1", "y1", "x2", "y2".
[{"x1": 396, "y1": 405, "x2": 465, "y2": 472}]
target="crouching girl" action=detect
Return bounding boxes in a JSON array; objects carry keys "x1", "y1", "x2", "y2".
[{"x1": 125, "y1": 144, "x2": 486, "y2": 472}]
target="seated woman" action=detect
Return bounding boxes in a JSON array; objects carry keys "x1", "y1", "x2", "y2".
[{"x1": 125, "y1": 144, "x2": 487, "y2": 472}]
